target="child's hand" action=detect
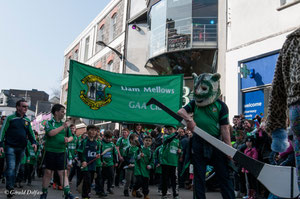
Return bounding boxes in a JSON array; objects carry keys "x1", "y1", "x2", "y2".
[
  {"x1": 147, "y1": 165, "x2": 151, "y2": 170},
  {"x1": 115, "y1": 163, "x2": 118, "y2": 167},
  {"x1": 156, "y1": 164, "x2": 160, "y2": 168},
  {"x1": 81, "y1": 161, "x2": 87, "y2": 168},
  {"x1": 129, "y1": 164, "x2": 135, "y2": 168},
  {"x1": 140, "y1": 153, "x2": 144, "y2": 157},
  {"x1": 177, "y1": 149, "x2": 182, "y2": 154},
  {"x1": 96, "y1": 154, "x2": 100, "y2": 159}
]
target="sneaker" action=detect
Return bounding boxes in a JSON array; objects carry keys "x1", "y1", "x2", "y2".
[
  {"x1": 132, "y1": 190, "x2": 137, "y2": 197},
  {"x1": 17, "y1": 182, "x2": 23, "y2": 188},
  {"x1": 136, "y1": 191, "x2": 143, "y2": 198},
  {"x1": 235, "y1": 191, "x2": 243, "y2": 198},
  {"x1": 40, "y1": 193, "x2": 47, "y2": 199},
  {"x1": 167, "y1": 191, "x2": 171, "y2": 195},
  {"x1": 58, "y1": 186, "x2": 63, "y2": 190},
  {"x1": 144, "y1": 195, "x2": 150, "y2": 199},
  {"x1": 107, "y1": 189, "x2": 114, "y2": 194},
  {"x1": 52, "y1": 183, "x2": 57, "y2": 189},
  {"x1": 124, "y1": 190, "x2": 129, "y2": 197},
  {"x1": 98, "y1": 192, "x2": 107, "y2": 197},
  {"x1": 157, "y1": 190, "x2": 162, "y2": 196},
  {"x1": 64, "y1": 192, "x2": 76, "y2": 199},
  {"x1": 6, "y1": 189, "x2": 14, "y2": 198},
  {"x1": 161, "y1": 196, "x2": 168, "y2": 199},
  {"x1": 173, "y1": 196, "x2": 180, "y2": 199}
]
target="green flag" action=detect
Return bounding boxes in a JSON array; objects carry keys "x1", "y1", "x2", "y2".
[{"x1": 67, "y1": 60, "x2": 183, "y2": 125}]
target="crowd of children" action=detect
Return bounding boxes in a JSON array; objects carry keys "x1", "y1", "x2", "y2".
[
  {"x1": 67, "y1": 123, "x2": 187, "y2": 199},
  {"x1": 1, "y1": 123, "x2": 191, "y2": 199}
]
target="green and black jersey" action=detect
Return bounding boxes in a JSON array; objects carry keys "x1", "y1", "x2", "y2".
[
  {"x1": 68, "y1": 134, "x2": 78, "y2": 159},
  {"x1": 161, "y1": 132, "x2": 181, "y2": 167},
  {"x1": 44, "y1": 118, "x2": 71, "y2": 153},
  {"x1": 183, "y1": 99, "x2": 229, "y2": 137},
  {"x1": 0, "y1": 112, "x2": 36, "y2": 148},
  {"x1": 116, "y1": 136, "x2": 130, "y2": 157},
  {"x1": 124, "y1": 144, "x2": 139, "y2": 169},
  {"x1": 77, "y1": 138, "x2": 100, "y2": 171},
  {"x1": 101, "y1": 139, "x2": 118, "y2": 167},
  {"x1": 154, "y1": 145, "x2": 163, "y2": 174},
  {"x1": 134, "y1": 146, "x2": 154, "y2": 178}
]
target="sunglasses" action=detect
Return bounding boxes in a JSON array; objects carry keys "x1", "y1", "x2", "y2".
[{"x1": 22, "y1": 106, "x2": 29, "y2": 108}]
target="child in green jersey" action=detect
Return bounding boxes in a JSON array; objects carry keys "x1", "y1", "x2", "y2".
[
  {"x1": 132, "y1": 135, "x2": 154, "y2": 199},
  {"x1": 154, "y1": 144, "x2": 163, "y2": 194},
  {"x1": 78, "y1": 125, "x2": 100, "y2": 199},
  {"x1": 94, "y1": 127, "x2": 103, "y2": 196},
  {"x1": 24, "y1": 140, "x2": 39, "y2": 186},
  {"x1": 100, "y1": 130, "x2": 118, "y2": 196},
  {"x1": 115, "y1": 128, "x2": 130, "y2": 187},
  {"x1": 161, "y1": 125, "x2": 181, "y2": 199},
  {"x1": 123, "y1": 133, "x2": 139, "y2": 196}
]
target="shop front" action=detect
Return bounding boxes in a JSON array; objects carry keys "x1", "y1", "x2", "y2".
[{"x1": 240, "y1": 51, "x2": 279, "y2": 120}]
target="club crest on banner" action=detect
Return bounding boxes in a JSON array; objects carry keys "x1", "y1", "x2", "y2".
[{"x1": 80, "y1": 74, "x2": 112, "y2": 110}]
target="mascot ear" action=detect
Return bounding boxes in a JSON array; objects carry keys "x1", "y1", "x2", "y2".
[
  {"x1": 211, "y1": 73, "x2": 221, "y2": 82},
  {"x1": 192, "y1": 73, "x2": 198, "y2": 81}
]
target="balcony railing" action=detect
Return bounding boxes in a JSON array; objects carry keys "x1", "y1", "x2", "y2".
[{"x1": 149, "y1": 17, "x2": 218, "y2": 58}]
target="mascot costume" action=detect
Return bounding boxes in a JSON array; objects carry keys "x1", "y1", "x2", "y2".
[
  {"x1": 178, "y1": 73, "x2": 235, "y2": 199},
  {"x1": 266, "y1": 27, "x2": 300, "y2": 191}
]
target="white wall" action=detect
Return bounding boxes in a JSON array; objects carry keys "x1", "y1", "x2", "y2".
[
  {"x1": 130, "y1": 0, "x2": 147, "y2": 19},
  {"x1": 0, "y1": 93, "x2": 8, "y2": 106},
  {"x1": 227, "y1": 0, "x2": 300, "y2": 49},
  {"x1": 126, "y1": 23, "x2": 151, "y2": 75},
  {"x1": 225, "y1": 0, "x2": 300, "y2": 121},
  {"x1": 225, "y1": 34, "x2": 289, "y2": 121}
]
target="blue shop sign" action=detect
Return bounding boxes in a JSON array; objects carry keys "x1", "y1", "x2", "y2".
[
  {"x1": 241, "y1": 53, "x2": 278, "y2": 89},
  {"x1": 243, "y1": 90, "x2": 264, "y2": 120}
]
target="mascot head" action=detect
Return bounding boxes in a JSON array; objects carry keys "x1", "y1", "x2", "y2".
[{"x1": 192, "y1": 73, "x2": 221, "y2": 107}]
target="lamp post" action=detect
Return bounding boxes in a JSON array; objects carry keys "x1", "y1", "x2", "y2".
[{"x1": 96, "y1": 41, "x2": 124, "y2": 60}]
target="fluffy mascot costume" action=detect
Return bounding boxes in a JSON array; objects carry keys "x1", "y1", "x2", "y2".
[{"x1": 266, "y1": 28, "x2": 300, "y2": 190}]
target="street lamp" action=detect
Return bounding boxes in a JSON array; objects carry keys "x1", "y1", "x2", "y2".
[{"x1": 96, "y1": 41, "x2": 123, "y2": 60}]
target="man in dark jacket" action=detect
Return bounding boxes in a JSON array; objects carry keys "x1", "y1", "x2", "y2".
[{"x1": 0, "y1": 99, "x2": 37, "y2": 198}]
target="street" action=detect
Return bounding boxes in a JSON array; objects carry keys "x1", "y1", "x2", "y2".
[{"x1": 0, "y1": 177, "x2": 223, "y2": 199}]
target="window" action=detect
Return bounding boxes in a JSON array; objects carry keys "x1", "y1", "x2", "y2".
[
  {"x1": 109, "y1": 14, "x2": 117, "y2": 42},
  {"x1": 74, "y1": 49, "x2": 78, "y2": 61},
  {"x1": 107, "y1": 61, "x2": 113, "y2": 72},
  {"x1": 84, "y1": 36, "x2": 90, "y2": 61},
  {"x1": 0, "y1": 98, "x2": 3, "y2": 104},
  {"x1": 64, "y1": 55, "x2": 72, "y2": 78},
  {"x1": 96, "y1": 25, "x2": 104, "y2": 53}
]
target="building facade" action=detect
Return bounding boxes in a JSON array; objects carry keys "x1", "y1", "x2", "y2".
[
  {"x1": 0, "y1": 89, "x2": 49, "y2": 119},
  {"x1": 61, "y1": 0, "x2": 128, "y2": 131},
  {"x1": 224, "y1": 0, "x2": 300, "y2": 120},
  {"x1": 63, "y1": 0, "x2": 300, "y2": 126},
  {"x1": 126, "y1": 0, "x2": 220, "y2": 107}
]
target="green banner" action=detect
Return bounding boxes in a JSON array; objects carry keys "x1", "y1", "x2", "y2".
[{"x1": 67, "y1": 60, "x2": 183, "y2": 125}]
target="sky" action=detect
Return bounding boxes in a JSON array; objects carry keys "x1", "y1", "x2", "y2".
[{"x1": 0, "y1": 0, "x2": 111, "y2": 98}]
